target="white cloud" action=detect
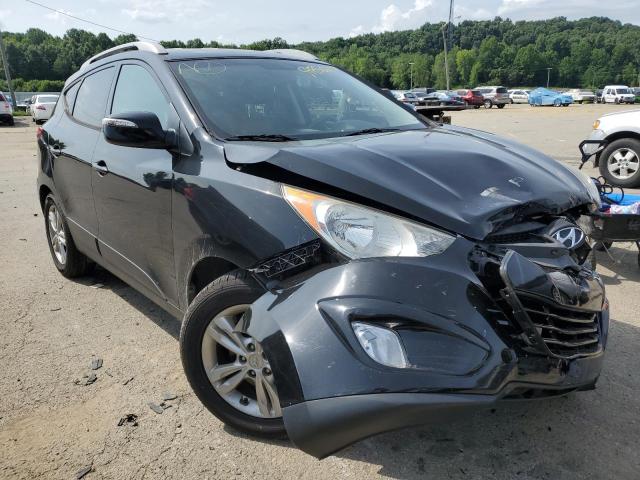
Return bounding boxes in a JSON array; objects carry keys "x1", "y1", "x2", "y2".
[
  {"x1": 121, "y1": 0, "x2": 214, "y2": 24},
  {"x1": 350, "y1": 0, "x2": 433, "y2": 36},
  {"x1": 45, "y1": 8, "x2": 73, "y2": 26},
  {"x1": 454, "y1": 5, "x2": 493, "y2": 21},
  {"x1": 372, "y1": 0, "x2": 433, "y2": 33}
]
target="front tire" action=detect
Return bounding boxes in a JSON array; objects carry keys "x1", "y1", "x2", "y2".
[
  {"x1": 598, "y1": 138, "x2": 640, "y2": 187},
  {"x1": 44, "y1": 194, "x2": 93, "y2": 278},
  {"x1": 497, "y1": 103, "x2": 505, "y2": 109},
  {"x1": 180, "y1": 270, "x2": 286, "y2": 438},
  {"x1": 483, "y1": 100, "x2": 492, "y2": 109}
]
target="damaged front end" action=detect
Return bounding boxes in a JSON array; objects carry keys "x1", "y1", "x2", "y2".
[
  {"x1": 242, "y1": 212, "x2": 607, "y2": 458},
  {"x1": 223, "y1": 126, "x2": 608, "y2": 458}
]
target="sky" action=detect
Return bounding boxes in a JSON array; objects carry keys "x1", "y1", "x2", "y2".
[{"x1": 0, "y1": 0, "x2": 637, "y2": 44}]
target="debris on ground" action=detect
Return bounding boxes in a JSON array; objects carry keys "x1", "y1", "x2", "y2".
[
  {"x1": 75, "y1": 465, "x2": 92, "y2": 479},
  {"x1": 122, "y1": 376, "x2": 134, "y2": 386},
  {"x1": 147, "y1": 402, "x2": 164, "y2": 414},
  {"x1": 18, "y1": 238, "x2": 26, "y2": 241},
  {"x1": 50, "y1": 307, "x2": 61, "y2": 312},
  {"x1": 90, "y1": 358, "x2": 103, "y2": 370},
  {"x1": 117, "y1": 414, "x2": 138, "y2": 427},
  {"x1": 90, "y1": 283, "x2": 104, "y2": 289},
  {"x1": 74, "y1": 372, "x2": 97, "y2": 386},
  {"x1": 162, "y1": 391, "x2": 178, "y2": 401}
]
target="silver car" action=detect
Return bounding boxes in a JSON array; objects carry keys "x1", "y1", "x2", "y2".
[{"x1": 475, "y1": 86, "x2": 509, "y2": 109}]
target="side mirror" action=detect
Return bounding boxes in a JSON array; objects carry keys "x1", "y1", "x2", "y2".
[{"x1": 102, "y1": 111, "x2": 174, "y2": 149}]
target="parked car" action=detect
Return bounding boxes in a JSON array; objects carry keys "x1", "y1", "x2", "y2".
[
  {"x1": 411, "y1": 87, "x2": 436, "y2": 95},
  {"x1": 528, "y1": 87, "x2": 573, "y2": 106},
  {"x1": 31, "y1": 94, "x2": 60, "y2": 124},
  {"x1": 567, "y1": 89, "x2": 596, "y2": 104},
  {"x1": 456, "y1": 89, "x2": 483, "y2": 108},
  {"x1": 583, "y1": 109, "x2": 640, "y2": 186},
  {"x1": 595, "y1": 89, "x2": 604, "y2": 103},
  {"x1": 28, "y1": 94, "x2": 37, "y2": 115},
  {"x1": 475, "y1": 86, "x2": 509, "y2": 108},
  {"x1": 602, "y1": 85, "x2": 635, "y2": 104},
  {"x1": 507, "y1": 89, "x2": 529, "y2": 104},
  {"x1": 0, "y1": 91, "x2": 14, "y2": 125},
  {"x1": 38, "y1": 41, "x2": 608, "y2": 458},
  {"x1": 633, "y1": 87, "x2": 640, "y2": 103},
  {"x1": 423, "y1": 91, "x2": 464, "y2": 106},
  {"x1": 390, "y1": 90, "x2": 424, "y2": 107}
]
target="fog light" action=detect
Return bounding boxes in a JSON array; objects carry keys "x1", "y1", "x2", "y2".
[{"x1": 352, "y1": 322, "x2": 408, "y2": 368}]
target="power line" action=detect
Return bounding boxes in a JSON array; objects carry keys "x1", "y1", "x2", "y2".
[{"x1": 24, "y1": 0, "x2": 159, "y2": 42}]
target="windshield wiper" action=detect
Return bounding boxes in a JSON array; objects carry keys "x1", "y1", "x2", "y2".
[
  {"x1": 225, "y1": 134, "x2": 297, "y2": 142},
  {"x1": 342, "y1": 127, "x2": 401, "y2": 137}
]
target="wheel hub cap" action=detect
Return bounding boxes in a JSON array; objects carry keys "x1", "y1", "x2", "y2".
[
  {"x1": 607, "y1": 148, "x2": 639, "y2": 180},
  {"x1": 48, "y1": 205, "x2": 67, "y2": 265},
  {"x1": 201, "y1": 305, "x2": 282, "y2": 419}
]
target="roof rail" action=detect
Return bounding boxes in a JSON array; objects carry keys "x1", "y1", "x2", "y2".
[
  {"x1": 80, "y1": 41, "x2": 167, "y2": 71},
  {"x1": 264, "y1": 49, "x2": 319, "y2": 61}
]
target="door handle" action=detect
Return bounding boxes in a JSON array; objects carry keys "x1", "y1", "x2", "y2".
[{"x1": 94, "y1": 160, "x2": 109, "y2": 176}]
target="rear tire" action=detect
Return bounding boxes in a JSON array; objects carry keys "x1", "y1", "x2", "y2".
[
  {"x1": 180, "y1": 270, "x2": 286, "y2": 438},
  {"x1": 44, "y1": 194, "x2": 93, "y2": 278},
  {"x1": 497, "y1": 104, "x2": 505, "y2": 109}
]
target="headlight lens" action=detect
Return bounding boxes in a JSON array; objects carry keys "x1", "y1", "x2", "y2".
[
  {"x1": 593, "y1": 119, "x2": 600, "y2": 129},
  {"x1": 576, "y1": 170, "x2": 601, "y2": 206},
  {"x1": 352, "y1": 322, "x2": 408, "y2": 368},
  {"x1": 283, "y1": 185, "x2": 455, "y2": 259}
]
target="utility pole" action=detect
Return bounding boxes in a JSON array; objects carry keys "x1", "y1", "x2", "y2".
[
  {"x1": 441, "y1": 24, "x2": 450, "y2": 91},
  {"x1": 546, "y1": 67, "x2": 552, "y2": 88},
  {"x1": 0, "y1": 27, "x2": 17, "y2": 108},
  {"x1": 409, "y1": 62, "x2": 414, "y2": 90}
]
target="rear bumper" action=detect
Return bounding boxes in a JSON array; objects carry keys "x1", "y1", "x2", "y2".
[
  {"x1": 0, "y1": 113, "x2": 12, "y2": 122},
  {"x1": 247, "y1": 238, "x2": 608, "y2": 457}
]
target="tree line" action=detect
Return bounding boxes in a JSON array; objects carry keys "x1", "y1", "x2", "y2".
[{"x1": 1, "y1": 16, "x2": 639, "y2": 92}]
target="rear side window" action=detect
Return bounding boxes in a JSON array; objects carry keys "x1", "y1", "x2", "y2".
[
  {"x1": 64, "y1": 82, "x2": 80, "y2": 112},
  {"x1": 73, "y1": 67, "x2": 115, "y2": 127},
  {"x1": 496, "y1": 87, "x2": 507, "y2": 94},
  {"x1": 111, "y1": 64, "x2": 170, "y2": 128}
]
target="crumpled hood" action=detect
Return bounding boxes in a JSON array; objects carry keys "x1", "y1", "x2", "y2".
[{"x1": 224, "y1": 126, "x2": 593, "y2": 240}]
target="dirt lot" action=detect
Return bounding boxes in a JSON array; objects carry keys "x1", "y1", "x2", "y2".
[{"x1": 1, "y1": 104, "x2": 640, "y2": 480}]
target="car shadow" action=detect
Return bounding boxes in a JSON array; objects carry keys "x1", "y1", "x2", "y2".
[
  {"x1": 593, "y1": 243, "x2": 640, "y2": 285},
  {"x1": 80, "y1": 265, "x2": 181, "y2": 339},
  {"x1": 77, "y1": 267, "x2": 639, "y2": 479}
]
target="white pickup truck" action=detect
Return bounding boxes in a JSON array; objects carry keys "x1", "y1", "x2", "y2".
[{"x1": 583, "y1": 109, "x2": 640, "y2": 187}]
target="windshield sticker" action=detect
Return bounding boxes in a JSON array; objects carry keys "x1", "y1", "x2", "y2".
[
  {"x1": 178, "y1": 62, "x2": 227, "y2": 75},
  {"x1": 297, "y1": 65, "x2": 334, "y2": 77}
]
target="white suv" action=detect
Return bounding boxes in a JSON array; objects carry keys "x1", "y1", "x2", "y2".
[
  {"x1": 602, "y1": 85, "x2": 635, "y2": 104},
  {"x1": 583, "y1": 109, "x2": 640, "y2": 186},
  {"x1": 0, "y1": 91, "x2": 14, "y2": 126}
]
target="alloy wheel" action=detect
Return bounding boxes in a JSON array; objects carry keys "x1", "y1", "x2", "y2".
[
  {"x1": 201, "y1": 305, "x2": 281, "y2": 418},
  {"x1": 48, "y1": 204, "x2": 67, "y2": 265},
  {"x1": 607, "y1": 148, "x2": 640, "y2": 180}
]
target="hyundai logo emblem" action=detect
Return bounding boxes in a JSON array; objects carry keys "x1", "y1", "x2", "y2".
[{"x1": 552, "y1": 226, "x2": 586, "y2": 249}]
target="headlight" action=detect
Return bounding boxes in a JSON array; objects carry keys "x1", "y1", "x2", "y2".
[
  {"x1": 282, "y1": 185, "x2": 455, "y2": 259},
  {"x1": 352, "y1": 322, "x2": 408, "y2": 368},
  {"x1": 593, "y1": 119, "x2": 600, "y2": 129},
  {"x1": 575, "y1": 170, "x2": 601, "y2": 206}
]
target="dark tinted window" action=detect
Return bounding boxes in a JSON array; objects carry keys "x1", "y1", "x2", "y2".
[
  {"x1": 64, "y1": 82, "x2": 80, "y2": 112},
  {"x1": 471, "y1": 90, "x2": 481, "y2": 95},
  {"x1": 111, "y1": 65, "x2": 170, "y2": 128},
  {"x1": 73, "y1": 67, "x2": 115, "y2": 127},
  {"x1": 496, "y1": 87, "x2": 507, "y2": 94},
  {"x1": 0, "y1": 93, "x2": 5, "y2": 101}
]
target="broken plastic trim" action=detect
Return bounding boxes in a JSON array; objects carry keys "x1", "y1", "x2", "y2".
[{"x1": 251, "y1": 240, "x2": 321, "y2": 278}]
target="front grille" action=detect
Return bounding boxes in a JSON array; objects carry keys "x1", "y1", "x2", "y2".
[{"x1": 517, "y1": 293, "x2": 600, "y2": 358}]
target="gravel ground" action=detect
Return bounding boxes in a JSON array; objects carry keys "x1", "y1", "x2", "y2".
[{"x1": 1, "y1": 105, "x2": 640, "y2": 479}]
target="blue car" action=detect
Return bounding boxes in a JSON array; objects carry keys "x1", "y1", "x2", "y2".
[{"x1": 528, "y1": 87, "x2": 573, "y2": 107}]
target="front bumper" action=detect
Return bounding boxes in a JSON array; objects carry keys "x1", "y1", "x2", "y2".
[{"x1": 247, "y1": 238, "x2": 608, "y2": 457}]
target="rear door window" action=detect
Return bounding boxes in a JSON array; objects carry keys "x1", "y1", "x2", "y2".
[
  {"x1": 111, "y1": 64, "x2": 170, "y2": 128},
  {"x1": 496, "y1": 87, "x2": 507, "y2": 94},
  {"x1": 73, "y1": 67, "x2": 115, "y2": 127},
  {"x1": 64, "y1": 82, "x2": 81, "y2": 112}
]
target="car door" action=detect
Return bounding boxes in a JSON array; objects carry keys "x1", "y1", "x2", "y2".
[
  {"x1": 48, "y1": 66, "x2": 116, "y2": 258},
  {"x1": 91, "y1": 61, "x2": 178, "y2": 306}
]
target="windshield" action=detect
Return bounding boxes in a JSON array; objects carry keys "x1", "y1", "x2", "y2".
[
  {"x1": 616, "y1": 88, "x2": 631, "y2": 94},
  {"x1": 170, "y1": 59, "x2": 424, "y2": 140}
]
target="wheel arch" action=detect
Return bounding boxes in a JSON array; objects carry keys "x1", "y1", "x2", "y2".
[
  {"x1": 186, "y1": 256, "x2": 241, "y2": 306},
  {"x1": 39, "y1": 184, "x2": 53, "y2": 211}
]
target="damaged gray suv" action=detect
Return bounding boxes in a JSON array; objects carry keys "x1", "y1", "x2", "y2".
[{"x1": 37, "y1": 42, "x2": 608, "y2": 458}]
